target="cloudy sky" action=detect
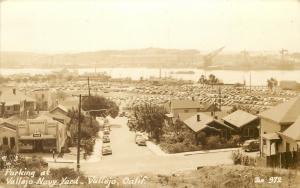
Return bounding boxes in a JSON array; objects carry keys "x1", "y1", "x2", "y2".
[{"x1": 0, "y1": 0, "x2": 299, "y2": 53}]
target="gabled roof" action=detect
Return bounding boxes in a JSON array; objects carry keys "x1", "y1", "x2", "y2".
[
  {"x1": 0, "y1": 118, "x2": 17, "y2": 130},
  {"x1": 282, "y1": 116, "x2": 300, "y2": 141},
  {"x1": 49, "y1": 104, "x2": 68, "y2": 114},
  {"x1": 164, "y1": 100, "x2": 203, "y2": 110},
  {"x1": 178, "y1": 112, "x2": 214, "y2": 132},
  {"x1": 222, "y1": 110, "x2": 258, "y2": 128},
  {"x1": 259, "y1": 95, "x2": 300, "y2": 124}
]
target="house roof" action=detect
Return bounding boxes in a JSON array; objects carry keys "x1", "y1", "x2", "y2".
[
  {"x1": 49, "y1": 104, "x2": 68, "y2": 114},
  {"x1": 282, "y1": 116, "x2": 300, "y2": 141},
  {"x1": 0, "y1": 88, "x2": 35, "y2": 106},
  {"x1": 259, "y1": 95, "x2": 300, "y2": 124},
  {"x1": 0, "y1": 118, "x2": 17, "y2": 130},
  {"x1": 178, "y1": 112, "x2": 214, "y2": 132},
  {"x1": 165, "y1": 100, "x2": 203, "y2": 110},
  {"x1": 40, "y1": 111, "x2": 71, "y2": 123},
  {"x1": 222, "y1": 110, "x2": 258, "y2": 128}
]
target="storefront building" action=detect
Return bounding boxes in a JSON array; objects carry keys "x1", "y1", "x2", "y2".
[{"x1": 17, "y1": 116, "x2": 67, "y2": 153}]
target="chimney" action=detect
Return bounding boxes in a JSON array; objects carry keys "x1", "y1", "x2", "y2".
[
  {"x1": 197, "y1": 114, "x2": 201, "y2": 122},
  {"x1": 13, "y1": 89, "x2": 16, "y2": 95}
]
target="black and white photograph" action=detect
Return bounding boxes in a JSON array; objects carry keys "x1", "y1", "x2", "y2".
[{"x1": 0, "y1": 0, "x2": 300, "y2": 187}]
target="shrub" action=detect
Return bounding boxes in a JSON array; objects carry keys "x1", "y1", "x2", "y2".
[
  {"x1": 205, "y1": 136, "x2": 220, "y2": 150},
  {"x1": 231, "y1": 150, "x2": 256, "y2": 166}
]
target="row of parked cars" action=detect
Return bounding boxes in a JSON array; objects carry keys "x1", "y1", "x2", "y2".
[{"x1": 102, "y1": 124, "x2": 112, "y2": 155}]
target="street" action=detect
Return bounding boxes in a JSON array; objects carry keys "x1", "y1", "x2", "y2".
[{"x1": 78, "y1": 116, "x2": 234, "y2": 176}]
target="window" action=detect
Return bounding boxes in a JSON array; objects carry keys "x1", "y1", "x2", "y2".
[
  {"x1": 184, "y1": 109, "x2": 189, "y2": 113},
  {"x1": 249, "y1": 128, "x2": 254, "y2": 137},
  {"x1": 263, "y1": 139, "x2": 266, "y2": 145},
  {"x1": 3, "y1": 137, "x2": 8, "y2": 145},
  {"x1": 286, "y1": 143, "x2": 290, "y2": 152},
  {"x1": 10, "y1": 137, "x2": 15, "y2": 148},
  {"x1": 243, "y1": 128, "x2": 249, "y2": 137},
  {"x1": 197, "y1": 108, "x2": 201, "y2": 112},
  {"x1": 14, "y1": 105, "x2": 20, "y2": 111}
]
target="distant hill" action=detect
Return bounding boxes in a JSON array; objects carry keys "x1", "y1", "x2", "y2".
[{"x1": 1, "y1": 48, "x2": 299, "y2": 70}]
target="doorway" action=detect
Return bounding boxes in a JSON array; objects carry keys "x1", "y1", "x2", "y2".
[{"x1": 33, "y1": 140, "x2": 43, "y2": 152}]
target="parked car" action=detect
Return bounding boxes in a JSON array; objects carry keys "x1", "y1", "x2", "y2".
[
  {"x1": 119, "y1": 111, "x2": 126, "y2": 117},
  {"x1": 242, "y1": 139, "x2": 259, "y2": 152},
  {"x1": 103, "y1": 129, "x2": 110, "y2": 135},
  {"x1": 103, "y1": 135, "x2": 110, "y2": 143},
  {"x1": 135, "y1": 135, "x2": 147, "y2": 146},
  {"x1": 102, "y1": 144, "x2": 112, "y2": 155}
]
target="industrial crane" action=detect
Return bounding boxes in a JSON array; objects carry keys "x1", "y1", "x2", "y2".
[{"x1": 203, "y1": 46, "x2": 225, "y2": 69}]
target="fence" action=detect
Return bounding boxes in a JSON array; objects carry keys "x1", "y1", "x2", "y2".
[{"x1": 266, "y1": 151, "x2": 300, "y2": 169}]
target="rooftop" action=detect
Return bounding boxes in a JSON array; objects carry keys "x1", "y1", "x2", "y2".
[
  {"x1": 282, "y1": 116, "x2": 300, "y2": 141},
  {"x1": 0, "y1": 88, "x2": 35, "y2": 106},
  {"x1": 178, "y1": 112, "x2": 214, "y2": 132},
  {"x1": 164, "y1": 99, "x2": 203, "y2": 110},
  {"x1": 222, "y1": 110, "x2": 258, "y2": 128},
  {"x1": 259, "y1": 95, "x2": 300, "y2": 124}
]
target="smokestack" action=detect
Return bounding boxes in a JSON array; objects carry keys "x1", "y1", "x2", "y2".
[
  {"x1": 197, "y1": 114, "x2": 200, "y2": 122},
  {"x1": 13, "y1": 89, "x2": 16, "y2": 95}
]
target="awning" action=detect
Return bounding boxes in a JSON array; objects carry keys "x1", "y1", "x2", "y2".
[
  {"x1": 165, "y1": 113, "x2": 174, "y2": 118},
  {"x1": 19, "y1": 135, "x2": 56, "y2": 140},
  {"x1": 262, "y1": 133, "x2": 281, "y2": 140}
]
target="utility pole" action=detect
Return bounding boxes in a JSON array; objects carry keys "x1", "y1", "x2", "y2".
[
  {"x1": 218, "y1": 86, "x2": 222, "y2": 111},
  {"x1": 72, "y1": 94, "x2": 88, "y2": 172},
  {"x1": 77, "y1": 94, "x2": 81, "y2": 171},
  {"x1": 88, "y1": 77, "x2": 91, "y2": 97}
]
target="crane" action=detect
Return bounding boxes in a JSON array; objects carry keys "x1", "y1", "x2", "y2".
[{"x1": 203, "y1": 46, "x2": 225, "y2": 69}]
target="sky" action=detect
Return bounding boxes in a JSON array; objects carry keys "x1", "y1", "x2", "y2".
[{"x1": 0, "y1": 0, "x2": 300, "y2": 53}]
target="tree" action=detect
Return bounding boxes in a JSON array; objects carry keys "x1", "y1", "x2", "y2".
[
  {"x1": 208, "y1": 74, "x2": 219, "y2": 87},
  {"x1": 132, "y1": 103, "x2": 166, "y2": 142},
  {"x1": 82, "y1": 95, "x2": 119, "y2": 118},
  {"x1": 267, "y1": 77, "x2": 278, "y2": 91},
  {"x1": 198, "y1": 74, "x2": 206, "y2": 84}
]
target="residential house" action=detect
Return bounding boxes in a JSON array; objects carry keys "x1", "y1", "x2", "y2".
[
  {"x1": 259, "y1": 95, "x2": 300, "y2": 167},
  {"x1": 177, "y1": 112, "x2": 234, "y2": 141},
  {"x1": 164, "y1": 99, "x2": 219, "y2": 118},
  {"x1": 222, "y1": 110, "x2": 259, "y2": 140},
  {"x1": 0, "y1": 88, "x2": 36, "y2": 117},
  {"x1": 48, "y1": 104, "x2": 71, "y2": 125},
  {"x1": 0, "y1": 118, "x2": 17, "y2": 150}
]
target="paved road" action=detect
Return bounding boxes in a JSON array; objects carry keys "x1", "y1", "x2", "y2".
[{"x1": 78, "y1": 116, "x2": 233, "y2": 176}]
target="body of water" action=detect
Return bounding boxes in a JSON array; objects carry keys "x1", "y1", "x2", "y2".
[{"x1": 1, "y1": 68, "x2": 300, "y2": 86}]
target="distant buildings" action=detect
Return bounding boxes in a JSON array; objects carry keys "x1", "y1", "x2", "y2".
[{"x1": 280, "y1": 80, "x2": 300, "y2": 90}]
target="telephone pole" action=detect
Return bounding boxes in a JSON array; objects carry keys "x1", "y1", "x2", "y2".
[
  {"x1": 88, "y1": 77, "x2": 91, "y2": 97},
  {"x1": 72, "y1": 94, "x2": 89, "y2": 171}
]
